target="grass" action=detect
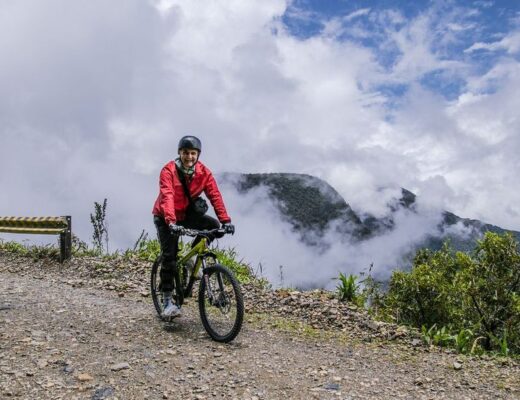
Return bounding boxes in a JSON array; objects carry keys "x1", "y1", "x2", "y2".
[
  {"x1": 0, "y1": 240, "x2": 29, "y2": 255},
  {"x1": 0, "y1": 239, "x2": 60, "y2": 260}
]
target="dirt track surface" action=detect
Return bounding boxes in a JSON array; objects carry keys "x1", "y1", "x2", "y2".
[{"x1": 1, "y1": 257, "x2": 519, "y2": 399}]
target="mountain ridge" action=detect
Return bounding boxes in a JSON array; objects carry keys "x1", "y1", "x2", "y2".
[{"x1": 221, "y1": 172, "x2": 520, "y2": 254}]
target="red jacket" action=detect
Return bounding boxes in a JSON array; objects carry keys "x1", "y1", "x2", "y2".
[{"x1": 152, "y1": 160, "x2": 231, "y2": 225}]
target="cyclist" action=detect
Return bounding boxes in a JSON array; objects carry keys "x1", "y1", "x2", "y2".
[{"x1": 152, "y1": 135, "x2": 235, "y2": 318}]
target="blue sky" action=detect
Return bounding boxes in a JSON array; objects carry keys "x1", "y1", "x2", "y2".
[
  {"x1": 1, "y1": 0, "x2": 520, "y2": 284},
  {"x1": 284, "y1": 0, "x2": 520, "y2": 100}
]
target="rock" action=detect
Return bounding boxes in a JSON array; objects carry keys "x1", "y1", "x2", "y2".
[
  {"x1": 193, "y1": 385, "x2": 209, "y2": 393},
  {"x1": 453, "y1": 362, "x2": 463, "y2": 371},
  {"x1": 364, "y1": 320, "x2": 380, "y2": 331},
  {"x1": 92, "y1": 386, "x2": 115, "y2": 400},
  {"x1": 111, "y1": 362, "x2": 130, "y2": 371},
  {"x1": 77, "y1": 373, "x2": 94, "y2": 382},
  {"x1": 395, "y1": 326, "x2": 408, "y2": 337},
  {"x1": 323, "y1": 382, "x2": 340, "y2": 391},
  {"x1": 63, "y1": 364, "x2": 74, "y2": 374}
]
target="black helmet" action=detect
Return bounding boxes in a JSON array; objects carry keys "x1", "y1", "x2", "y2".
[{"x1": 178, "y1": 135, "x2": 202, "y2": 152}]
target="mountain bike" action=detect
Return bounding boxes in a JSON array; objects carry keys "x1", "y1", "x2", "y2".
[{"x1": 150, "y1": 228, "x2": 244, "y2": 343}]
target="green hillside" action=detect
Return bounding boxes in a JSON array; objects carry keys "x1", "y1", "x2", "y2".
[{"x1": 226, "y1": 172, "x2": 520, "y2": 254}]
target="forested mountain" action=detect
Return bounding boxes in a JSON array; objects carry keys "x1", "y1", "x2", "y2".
[{"x1": 223, "y1": 172, "x2": 520, "y2": 253}]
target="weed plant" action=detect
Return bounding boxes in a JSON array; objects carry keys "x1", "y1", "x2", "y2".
[
  {"x1": 90, "y1": 199, "x2": 109, "y2": 254},
  {"x1": 336, "y1": 272, "x2": 359, "y2": 302}
]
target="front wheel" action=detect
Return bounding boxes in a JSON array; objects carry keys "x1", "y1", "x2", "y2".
[{"x1": 198, "y1": 264, "x2": 244, "y2": 343}]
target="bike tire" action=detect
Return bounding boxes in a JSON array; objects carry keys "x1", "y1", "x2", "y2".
[
  {"x1": 198, "y1": 264, "x2": 244, "y2": 343},
  {"x1": 150, "y1": 257, "x2": 163, "y2": 318},
  {"x1": 150, "y1": 257, "x2": 184, "y2": 320}
]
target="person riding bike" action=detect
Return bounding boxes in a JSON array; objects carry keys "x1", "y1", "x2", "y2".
[{"x1": 152, "y1": 135, "x2": 235, "y2": 318}]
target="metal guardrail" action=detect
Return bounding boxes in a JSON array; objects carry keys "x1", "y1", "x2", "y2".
[{"x1": 0, "y1": 216, "x2": 72, "y2": 262}]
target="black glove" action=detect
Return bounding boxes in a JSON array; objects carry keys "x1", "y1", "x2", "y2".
[
  {"x1": 169, "y1": 223, "x2": 184, "y2": 235},
  {"x1": 222, "y1": 223, "x2": 235, "y2": 235}
]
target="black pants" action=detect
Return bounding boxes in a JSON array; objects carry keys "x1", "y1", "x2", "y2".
[{"x1": 154, "y1": 214, "x2": 221, "y2": 292}]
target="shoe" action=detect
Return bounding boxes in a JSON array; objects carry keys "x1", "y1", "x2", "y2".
[
  {"x1": 162, "y1": 294, "x2": 181, "y2": 319},
  {"x1": 163, "y1": 303, "x2": 181, "y2": 319}
]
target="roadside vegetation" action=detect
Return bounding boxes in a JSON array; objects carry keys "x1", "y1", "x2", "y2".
[
  {"x1": 0, "y1": 230, "x2": 257, "y2": 287},
  {"x1": 336, "y1": 232, "x2": 520, "y2": 357}
]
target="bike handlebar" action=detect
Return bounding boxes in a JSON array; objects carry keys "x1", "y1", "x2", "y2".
[{"x1": 180, "y1": 227, "x2": 227, "y2": 238}]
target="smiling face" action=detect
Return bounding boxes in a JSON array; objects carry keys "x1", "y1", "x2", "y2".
[{"x1": 179, "y1": 148, "x2": 199, "y2": 168}]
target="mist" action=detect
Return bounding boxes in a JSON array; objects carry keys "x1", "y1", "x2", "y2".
[{"x1": 217, "y1": 176, "x2": 452, "y2": 289}]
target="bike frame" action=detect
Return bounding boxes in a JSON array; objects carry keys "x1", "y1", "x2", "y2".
[
  {"x1": 177, "y1": 236, "x2": 215, "y2": 278},
  {"x1": 178, "y1": 235, "x2": 225, "y2": 304}
]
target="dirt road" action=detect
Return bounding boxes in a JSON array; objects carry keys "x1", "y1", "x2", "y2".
[{"x1": 0, "y1": 257, "x2": 519, "y2": 399}]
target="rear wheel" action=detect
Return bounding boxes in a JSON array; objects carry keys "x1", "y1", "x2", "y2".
[
  {"x1": 198, "y1": 264, "x2": 244, "y2": 342},
  {"x1": 150, "y1": 257, "x2": 163, "y2": 318}
]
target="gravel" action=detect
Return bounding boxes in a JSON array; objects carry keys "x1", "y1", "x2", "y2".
[{"x1": 0, "y1": 251, "x2": 519, "y2": 399}]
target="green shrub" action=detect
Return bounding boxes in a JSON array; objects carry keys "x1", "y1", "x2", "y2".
[
  {"x1": 380, "y1": 232, "x2": 520, "y2": 355},
  {"x1": 133, "y1": 237, "x2": 161, "y2": 261},
  {"x1": 336, "y1": 273, "x2": 359, "y2": 302},
  {"x1": 27, "y1": 244, "x2": 60, "y2": 260},
  {"x1": 421, "y1": 324, "x2": 454, "y2": 347},
  {"x1": 0, "y1": 240, "x2": 29, "y2": 255},
  {"x1": 0, "y1": 240, "x2": 62, "y2": 260},
  {"x1": 383, "y1": 244, "x2": 464, "y2": 327},
  {"x1": 453, "y1": 328, "x2": 478, "y2": 354}
]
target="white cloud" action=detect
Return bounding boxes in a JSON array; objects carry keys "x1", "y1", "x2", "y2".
[
  {"x1": 1, "y1": 0, "x2": 520, "y2": 284},
  {"x1": 465, "y1": 31, "x2": 520, "y2": 54},
  {"x1": 345, "y1": 8, "x2": 371, "y2": 22},
  {"x1": 220, "y1": 179, "x2": 444, "y2": 289}
]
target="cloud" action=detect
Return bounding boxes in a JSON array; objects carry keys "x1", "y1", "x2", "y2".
[
  {"x1": 1, "y1": 0, "x2": 520, "y2": 284},
  {"x1": 220, "y1": 178, "x2": 444, "y2": 289},
  {"x1": 465, "y1": 31, "x2": 520, "y2": 55},
  {"x1": 345, "y1": 8, "x2": 371, "y2": 22}
]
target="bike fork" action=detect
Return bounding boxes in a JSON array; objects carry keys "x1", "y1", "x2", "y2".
[
  {"x1": 203, "y1": 272, "x2": 226, "y2": 307},
  {"x1": 203, "y1": 270, "x2": 216, "y2": 304}
]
